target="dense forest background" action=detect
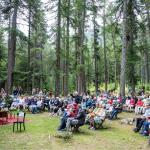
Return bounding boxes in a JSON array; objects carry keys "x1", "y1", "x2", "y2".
[{"x1": 0, "y1": 0, "x2": 150, "y2": 96}]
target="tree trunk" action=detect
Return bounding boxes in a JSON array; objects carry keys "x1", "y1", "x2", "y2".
[
  {"x1": 40, "y1": 49, "x2": 43, "y2": 90},
  {"x1": 144, "y1": 53, "x2": 149, "y2": 84},
  {"x1": 6, "y1": 0, "x2": 19, "y2": 94},
  {"x1": 64, "y1": 0, "x2": 70, "y2": 96},
  {"x1": 103, "y1": 0, "x2": 108, "y2": 92},
  {"x1": 112, "y1": 31, "x2": 117, "y2": 88},
  {"x1": 77, "y1": 0, "x2": 86, "y2": 94},
  {"x1": 62, "y1": 18, "x2": 66, "y2": 96},
  {"x1": 92, "y1": 0, "x2": 99, "y2": 93},
  {"x1": 27, "y1": 2, "x2": 31, "y2": 93},
  {"x1": 145, "y1": 2, "x2": 150, "y2": 83},
  {"x1": 126, "y1": 0, "x2": 136, "y2": 93},
  {"x1": 120, "y1": 0, "x2": 127, "y2": 97},
  {"x1": 55, "y1": 0, "x2": 61, "y2": 96}
]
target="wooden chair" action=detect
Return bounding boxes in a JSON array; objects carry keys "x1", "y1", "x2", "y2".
[{"x1": 13, "y1": 112, "x2": 26, "y2": 132}]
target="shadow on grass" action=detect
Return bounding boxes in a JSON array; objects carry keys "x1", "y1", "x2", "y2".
[
  {"x1": 73, "y1": 130, "x2": 93, "y2": 136},
  {"x1": 98, "y1": 126, "x2": 112, "y2": 130}
]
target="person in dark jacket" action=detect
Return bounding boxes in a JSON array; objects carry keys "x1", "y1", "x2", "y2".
[{"x1": 109, "y1": 102, "x2": 122, "y2": 120}]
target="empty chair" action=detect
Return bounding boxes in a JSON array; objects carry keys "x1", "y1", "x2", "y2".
[{"x1": 13, "y1": 112, "x2": 26, "y2": 132}]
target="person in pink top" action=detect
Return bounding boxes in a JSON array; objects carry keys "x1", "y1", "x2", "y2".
[
  {"x1": 118, "y1": 97, "x2": 122, "y2": 103},
  {"x1": 123, "y1": 97, "x2": 130, "y2": 111},
  {"x1": 128, "y1": 98, "x2": 135, "y2": 111},
  {"x1": 130, "y1": 98, "x2": 135, "y2": 105}
]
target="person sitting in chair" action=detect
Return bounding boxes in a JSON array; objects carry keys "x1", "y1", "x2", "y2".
[
  {"x1": 133, "y1": 102, "x2": 150, "y2": 136},
  {"x1": 89, "y1": 104, "x2": 106, "y2": 130},
  {"x1": 85, "y1": 103, "x2": 99, "y2": 124},
  {"x1": 109, "y1": 102, "x2": 122, "y2": 120},
  {"x1": 66, "y1": 104, "x2": 85, "y2": 131},
  {"x1": 58, "y1": 103, "x2": 78, "y2": 131}
]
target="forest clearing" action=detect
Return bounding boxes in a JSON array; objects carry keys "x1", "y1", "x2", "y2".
[{"x1": 0, "y1": 0, "x2": 150, "y2": 150}]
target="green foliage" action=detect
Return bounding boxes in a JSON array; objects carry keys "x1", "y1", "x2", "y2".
[{"x1": 0, "y1": 0, "x2": 150, "y2": 94}]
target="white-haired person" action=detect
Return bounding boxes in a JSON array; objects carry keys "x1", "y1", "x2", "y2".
[{"x1": 89, "y1": 104, "x2": 106, "y2": 130}]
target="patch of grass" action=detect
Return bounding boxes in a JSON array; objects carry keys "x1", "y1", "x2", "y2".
[{"x1": 0, "y1": 112, "x2": 149, "y2": 150}]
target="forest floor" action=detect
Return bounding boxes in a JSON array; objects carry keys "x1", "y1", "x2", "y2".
[{"x1": 0, "y1": 112, "x2": 150, "y2": 150}]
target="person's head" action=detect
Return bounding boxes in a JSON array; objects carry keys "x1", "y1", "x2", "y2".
[
  {"x1": 102, "y1": 104, "x2": 106, "y2": 109},
  {"x1": 19, "y1": 105, "x2": 23, "y2": 110},
  {"x1": 78, "y1": 104, "x2": 81, "y2": 109},
  {"x1": 74, "y1": 91, "x2": 78, "y2": 96},
  {"x1": 96, "y1": 103, "x2": 99, "y2": 108},
  {"x1": 99, "y1": 104, "x2": 103, "y2": 108}
]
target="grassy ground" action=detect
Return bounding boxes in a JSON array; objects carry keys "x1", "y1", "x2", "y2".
[{"x1": 0, "y1": 112, "x2": 149, "y2": 150}]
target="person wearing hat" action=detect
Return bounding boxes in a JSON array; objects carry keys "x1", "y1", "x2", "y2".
[{"x1": 133, "y1": 102, "x2": 150, "y2": 136}]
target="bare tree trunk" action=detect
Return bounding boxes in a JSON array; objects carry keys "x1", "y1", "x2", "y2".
[
  {"x1": 55, "y1": 0, "x2": 61, "y2": 96},
  {"x1": 92, "y1": 0, "x2": 99, "y2": 92},
  {"x1": 77, "y1": 0, "x2": 86, "y2": 94},
  {"x1": 40, "y1": 49, "x2": 43, "y2": 90},
  {"x1": 27, "y1": 2, "x2": 31, "y2": 93},
  {"x1": 62, "y1": 18, "x2": 66, "y2": 96},
  {"x1": 112, "y1": 31, "x2": 117, "y2": 88},
  {"x1": 87, "y1": 47, "x2": 90, "y2": 89},
  {"x1": 7, "y1": 0, "x2": 19, "y2": 94},
  {"x1": 126, "y1": 0, "x2": 136, "y2": 94},
  {"x1": 103, "y1": 0, "x2": 108, "y2": 92},
  {"x1": 144, "y1": 53, "x2": 149, "y2": 83},
  {"x1": 120, "y1": 0, "x2": 127, "y2": 97},
  {"x1": 145, "y1": 2, "x2": 150, "y2": 83},
  {"x1": 64, "y1": 0, "x2": 70, "y2": 96}
]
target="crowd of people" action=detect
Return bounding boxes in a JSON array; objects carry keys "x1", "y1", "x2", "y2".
[{"x1": 0, "y1": 87, "x2": 150, "y2": 137}]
